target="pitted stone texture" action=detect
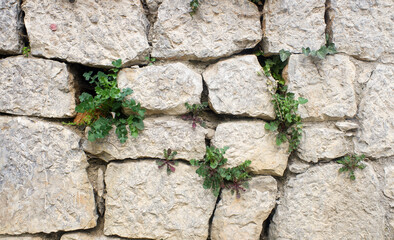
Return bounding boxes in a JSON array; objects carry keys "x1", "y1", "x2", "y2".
[
  {"x1": 62, "y1": 233, "x2": 120, "y2": 240},
  {"x1": 0, "y1": 0, "x2": 22, "y2": 54},
  {"x1": 269, "y1": 163, "x2": 386, "y2": 239},
  {"x1": 0, "y1": 235, "x2": 51, "y2": 240},
  {"x1": 287, "y1": 54, "x2": 357, "y2": 121},
  {"x1": 22, "y1": 0, "x2": 149, "y2": 67},
  {"x1": 384, "y1": 166, "x2": 394, "y2": 200},
  {"x1": 297, "y1": 123, "x2": 350, "y2": 163},
  {"x1": 146, "y1": 0, "x2": 163, "y2": 15},
  {"x1": 151, "y1": 0, "x2": 261, "y2": 61},
  {"x1": 211, "y1": 176, "x2": 277, "y2": 240},
  {"x1": 262, "y1": 0, "x2": 326, "y2": 53},
  {"x1": 104, "y1": 161, "x2": 216, "y2": 240},
  {"x1": 83, "y1": 116, "x2": 206, "y2": 162},
  {"x1": 0, "y1": 116, "x2": 97, "y2": 234},
  {"x1": 118, "y1": 63, "x2": 203, "y2": 115},
  {"x1": 0, "y1": 56, "x2": 76, "y2": 118},
  {"x1": 212, "y1": 121, "x2": 289, "y2": 176},
  {"x1": 203, "y1": 55, "x2": 275, "y2": 119},
  {"x1": 330, "y1": 0, "x2": 394, "y2": 63},
  {"x1": 355, "y1": 64, "x2": 394, "y2": 159}
]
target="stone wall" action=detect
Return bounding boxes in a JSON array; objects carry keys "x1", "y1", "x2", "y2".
[{"x1": 0, "y1": 0, "x2": 393, "y2": 239}]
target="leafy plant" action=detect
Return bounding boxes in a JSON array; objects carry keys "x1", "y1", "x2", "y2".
[
  {"x1": 189, "y1": 0, "x2": 199, "y2": 16},
  {"x1": 337, "y1": 154, "x2": 366, "y2": 180},
  {"x1": 262, "y1": 55, "x2": 288, "y2": 86},
  {"x1": 182, "y1": 102, "x2": 208, "y2": 129},
  {"x1": 22, "y1": 46, "x2": 30, "y2": 57},
  {"x1": 72, "y1": 59, "x2": 145, "y2": 143},
  {"x1": 145, "y1": 56, "x2": 156, "y2": 66},
  {"x1": 222, "y1": 161, "x2": 251, "y2": 198},
  {"x1": 157, "y1": 148, "x2": 178, "y2": 175},
  {"x1": 302, "y1": 34, "x2": 337, "y2": 59}
]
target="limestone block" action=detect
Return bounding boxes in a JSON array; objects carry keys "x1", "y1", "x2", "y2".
[
  {"x1": 203, "y1": 55, "x2": 275, "y2": 119},
  {"x1": 104, "y1": 161, "x2": 216, "y2": 239},
  {"x1": 0, "y1": 235, "x2": 51, "y2": 240},
  {"x1": 0, "y1": 116, "x2": 97, "y2": 235},
  {"x1": 146, "y1": 0, "x2": 163, "y2": 14},
  {"x1": 61, "y1": 220, "x2": 121, "y2": 240},
  {"x1": 0, "y1": 56, "x2": 76, "y2": 118},
  {"x1": 287, "y1": 54, "x2": 357, "y2": 121},
  {"x1": 288, "y1": 157, "x2": 311, "y2": 174},
  {"x1": 354, "y1": 64, "x2": 394, "y2": 158},
  {"x1": 22, "y1": 0, "x2": 149, "y2": 67},
  {"x1": 211, "y1": 176, "x2": 277, "y2": 240},
  {"x1": 117, "y1": 63, "x2": 203, "y2": 115},
  {"x1": 269, "y1": 163, "x2": 386, "y2": 239},
  {"x1": 151, "y1": 0, "x2": 261, "y2": 61},
  {"x1": 384, "y1": 166, "x2": 394, "y2": 200},
  {"x1": 0, "y1": 0, "x2": 22, "y2": 54},
  {"x1": 262, "y1": 0, "x2": 326, "y2": 53},
  {"x1": 212, "y1": 121, "x2": 289, "y2": 176},
  {"x1": 297, "y1": 123, "x2": 350, "y2": 163},
  {"x1": 83, "y1": 116, "x2": 206, "y2": 162},
  {"x1": 330, "y1": 0, "x2": 394, "y2": 63}
]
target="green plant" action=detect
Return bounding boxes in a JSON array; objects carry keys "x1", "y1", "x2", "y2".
[
  {"x1": 145, "y1": 56, "x2": 156, "y2": 66},
  {"x1": 182, "y1": 102, "x2": 208, "y2": 129},
  {"x1": 302, "y1": 34, "x2": 337, "y2": 59},
  {"x1": 189, "y1": 0, "x2": 199, "y2": 16},
  {"x1": 22, "y1": 46, "x2": 30, "y2": 57},
  {"x1": 262, "y1": 54, "x2": 288, "y2": 86},
  {"x1": 72, "y1": 59, "x2": 145, "y2": 143},
  {"x1": 337, "y1": 154, "x2": 366, "y2": 180},
  {"x1": 157, "y1": 148, "x2": 178, "y2": 175}
]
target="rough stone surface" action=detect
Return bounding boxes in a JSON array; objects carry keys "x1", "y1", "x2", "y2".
[
  {"x1": 211, "y1": 176, "x2": 277, "y2": 240},
  {"x1": 61, "y1": 220, "x2": 121, "y2": 240},
  {"x1": 212, "y1": 121, "x2": 289, "y2": 176},
  {"x1": 0, "y1": 56, "x2": 76, "y2": 118},
  {"x1": 151, "y1": 0, "x2": 261, "y2": 61},
  {"x1": 297, "y1": 123, "x2": 350, "y2": 163},
  {"x1": 288, "y1": 157, "x2": 311, "y2": 174},
  {"x1": 287, "y1": 54, "x2": 357, "y2": 121},
  {"x1": 335, "y1": 121, "x2": 359, "y2": 132},
  {"x1": 330, "y1": 0, "x2": 394, "y2": 63},
  {"x1": 269, "y1": 163, "x2": 386, "y2": 239},
  {"x1": 104, "y1": 161, "x2": 216, "y2": 240},
  {"x1": 0, "y1": 116, "x2": 97, "y2": 234},
  {"x1": 0, "y1": 0, "x2": 22, "y2": 54},
  {"x1": 262, "y1": 0, "x2": 326, "y2": 53},
  {"x1": 118, "y1": 63, "x2": 203, "y2": 115},
  {"x1": 384, "y1": 166, "x2": 394, "y2": 200},
  {"x1": 0, "y1": 235, "x2": 51, "y2": 240},
  {"x1": 354, "y1": 64, "x2": 394, "y2": 159},
  {"x1": 203, "y1": 55, "x2": 275, "y2": 119},
  {"x1": 22, "y1": 0, "x2": 149, "y2": 67},
  {"x1": 83, "y1": 116, "x2": 206, "y2": 162},
  {"x1": 146, "y1": 0, "x2": 163, "y2": 15}
]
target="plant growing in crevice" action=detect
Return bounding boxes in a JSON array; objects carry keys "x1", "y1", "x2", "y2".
[
  {"x1": 337, "y1": 154, "x2": 366, "y2": 180},
  {"x1": 157, "y1": 148, "x2": 178, "y2": 175},
  {"x1": 22, "y1": 46, "x2": 30, "y2": 57},
  {"x1": 182, "y1": 102, "x2": 208, "y2": 129},
  {"x1": 145, "y1": 56, "x2": 156, "y2": 66},
  {"x1": 302, "y1": 34, "x2": 337, "y2": 59},
  {"x1": 189, "y1": 0, "x2": 199, "y2": 16}
]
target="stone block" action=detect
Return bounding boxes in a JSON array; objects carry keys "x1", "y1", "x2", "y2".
[{"x1": 0, "y1": 0, "x2": 23, "y2": 54}]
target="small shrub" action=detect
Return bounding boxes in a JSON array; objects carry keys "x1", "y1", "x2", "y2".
[
  {"x1": 302, "y1": 34, "x2": 337, "y2": 59},
  {"x1": 22, "y1": 46, "x2": 30, "y2": 57},
  {"x1": 337, "y1": 154, "x2": 366, "y2": 180},
  {"x1": 157, "y1": 148, "x2": 178, "y2": 175},
  {"x1": 182, "y1": 102, "x2": 208, "y2": 129}
]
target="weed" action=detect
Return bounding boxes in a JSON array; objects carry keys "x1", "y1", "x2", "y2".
[
  {"x1": 22, "y1": 46, "x2": 30, "y2": 57},
  {"x1": 337, "y1": 154, "x2": 366, "y2": 180},
  {"x1": 302, "y1": 34, "x2": 337, "y2": 59},
  {"x1": 182, "y1": 102, "x2": 208, "y2": 129},
  {"x1": 189, "y1": 0, "x2": 199, "y2": 16},
  {"x1": 145, "y1": 56, "x2": 156, "y2": 66},
  {"x1": 157, "y1": 148, "x2": 178, "y2": 175}
]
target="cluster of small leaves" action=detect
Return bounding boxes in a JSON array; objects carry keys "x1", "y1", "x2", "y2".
[
  {"x1": 181, "y1": 102, "x2": 208, "y2": 129},
  {"x1": 72, "y1": 59, "x2": 145, "y2": 143},
  {"x1": 190, "y1": 146, "x2": 251, "y2": 198},
  {"x1": 337, "y1": 154, "x2": 366, "y2": 180},
  {"x1": 302, "y1": 34, "x2": 337, "y2": 59},
  {"x1": 189, "y1": 0, "x2": 199, "y2": 16},
  {"x1": 22, "y1": 46, "x2": 30, "y2": 57},
  {"x1": 145, "y1": 56, "x2": 156, "y2": 66},
  {"x1": 260, "y1": 49, "x2": 290, "y2": 86},
  {"x1": 157, "y1": 148, "x2": 178, "y2": 175}
]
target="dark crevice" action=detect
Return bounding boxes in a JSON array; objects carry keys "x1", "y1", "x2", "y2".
[
  {"x1": 18, "y1": 0, "x2": 29, "y2": 48},
  {"x1": 324, "y1": 0, "x2": 333, "y2": 41},
  {"x1": 260, "y1": 205, "x2": 277, "y2": 240},
  {"x1": 206, "y1": 189, "x2": 222, "y2": 240}
]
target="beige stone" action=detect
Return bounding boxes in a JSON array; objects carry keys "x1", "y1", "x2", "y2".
[
  {"x1": 117, "y1": 63, "x2": 203, "y2": 115},
  {"x1": 203, "y1": 55, "x2": 275, "y2": 119},
  {"x1": 0, "y1": 235, "x2": 51, "y2": 240},
  {"x1": 83, "y1": 116, "x2": 206, "y2": 162},
  {"x1": 262, "y1": 0, "x2": 326, "y2": 53},
  {"x1": 288, "y1": 157, "x2": 311, "y2": 174},
  {"x1": 287, "y1": 54, "x2": 357, "y2": 121},
  {"x1": 0, "y1": 56, "x2": 76, "y2": 118},
  {"x1": 384, "y1": 166, "x2": 394, "y2": 200},
  {"x1": 0, "y1": 116, "x2": 97, "y2": 235},
  {"x1": 104, "y1": 161, "x2": 216, "y2": 239},
  {"x1": 212, "y1": 120, "x2": 289, "y2": 176},
  {"x1": 22, "y1": 0, "x2": 149, "y2": 67},
  {"x1": 0, "y1": 0, "x2": 22, "y2": 54},
  {"x1": 269, "y1": 163, "x2": 386, "y2": 239},
  {"x1": 151, "y1": 0, "x2": 261, "y2": 61},
  {"x1": 211, "y1": 176, "x2": 277, "y2": 240}
]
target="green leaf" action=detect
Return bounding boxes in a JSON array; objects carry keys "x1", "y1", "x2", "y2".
[
  {"x1": 302, "y1": 47, "x2": 311, "y2": 56},
  {"x1": 112, "y1": 59, "x2": 122, "y2": 68},
  {"x1": 279, "y1": 49, "x2": 290, "y2": 62},
  {"x1": 298, "y1": 97, "x2": 308, "y2": 104}
]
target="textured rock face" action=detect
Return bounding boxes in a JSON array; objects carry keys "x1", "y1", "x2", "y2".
[
  {"x1": 212, "y1": 121, "x2": 289, "y2": 176},
  {"x1": 330, "y1": 0, "x2": 394, "y2": 63},
  {"x1": 287, "y1": 54, "x2": 357, "y2": 121},
  {"x1": 0, "y1": 235, "x2": 51, "y2": 240},
  {"x1": 83, "y1": 116, "x2": 206, "y2": 162},
  {"x1": 0, "y1": 0, "x2": 22, "y2": 54},
  {"x1": 0, "y1": 116, "x2": 97, "y2": 234},
  {"x1": 0, "y1": 56, "x2": 76, "y2": 118},
  {"x1": 211, "y1": 176, "x2": 277, "y2": 240},
  {"x1": 22, "y1": 0, "x2": 149, "y2": 67},
  {"x1": 104, "y1": 161, "x2": 216, "y2": 239},
  {"x1": 151, "y1": 0, "x2": 261, "y2": 61},
  {"x1": 354, "y1": 64, "x2": 394, "y2": 159},
  {"x1": 269, "y1": 163, "x2": 386, "y2": 239},
  {"x1": 262, "y1": 0, "x2": 326, "y2": 53},
  {"x1": 297, "y1": 123, "x2": 350, "y2": 163},
  {"x1": 118, "y1": 63, "x2": 203, "y2": 115},
  {"x1": 384, "y1": 166, "x2": 394, "y2": 200},
  {"x1": 203, "y1": 55, "x2": 275, "y2": 119}
]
